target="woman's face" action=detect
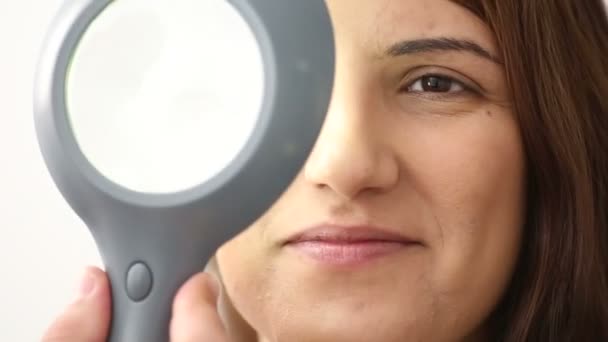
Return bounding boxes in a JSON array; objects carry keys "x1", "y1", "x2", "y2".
[{"x1": 216, "y1": 0, "x2": 526, "y2": 341}]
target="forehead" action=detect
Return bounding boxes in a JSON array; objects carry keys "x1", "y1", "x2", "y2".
[{"x1": 326, "y1": 0, "x2": 498, "y2": 57}]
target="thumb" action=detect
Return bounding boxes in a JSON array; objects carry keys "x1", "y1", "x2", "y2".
[
  {"x1": 42, "y1": 267, "x2": 111, "y2": 342},
  {"x1": 170, "y1": 272, "x2": 230, "y2": 342}
]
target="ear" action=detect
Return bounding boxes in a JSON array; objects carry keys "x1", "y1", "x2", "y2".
[{"x1": 205, "y1": 255, "x2": 260, "y2": 342}]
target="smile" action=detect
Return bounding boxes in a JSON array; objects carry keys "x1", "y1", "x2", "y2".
[{"x1": 283, "y1": 225, "x2": 422, "y2": 266}]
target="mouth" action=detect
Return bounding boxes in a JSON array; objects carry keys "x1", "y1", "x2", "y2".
[{"x1": 283, "y1": 225, "x2": 422, "y2": 266}]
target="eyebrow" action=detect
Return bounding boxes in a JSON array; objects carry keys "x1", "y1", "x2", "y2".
[{"x1": 385, "y1": 37, "x2": 502, "y2": 65}]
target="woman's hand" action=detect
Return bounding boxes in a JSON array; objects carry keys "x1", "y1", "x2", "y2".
[
  {"x1": 41, "y1": 267, "x2": 229, "y2": 342},
  {"x1": 170, "y1": 270, "x2": 230, "y2": 341}
]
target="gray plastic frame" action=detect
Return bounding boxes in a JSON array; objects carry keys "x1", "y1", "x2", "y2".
[{"x1": 33, "y1": 0, "x2": 334, "y2": 341}]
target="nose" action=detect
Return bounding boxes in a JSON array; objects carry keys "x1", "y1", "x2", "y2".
[{"x1": 303, "y1": 90, "x2": 399, "y2": 200}]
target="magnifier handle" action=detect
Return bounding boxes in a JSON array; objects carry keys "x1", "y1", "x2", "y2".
[
  {"x1": 101, "y1": 239, "x2": 214, "y2": 342},
  {"x1": 105, "y1": 266, "x2": 179, "y2": 342}
]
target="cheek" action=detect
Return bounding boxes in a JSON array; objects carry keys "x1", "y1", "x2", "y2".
[
  {"x1": 396, "y1": 109, "x2": 526, "y2": 324},
  {"x1": 215, "y1": 219, "x2": 286, "y2": 332}
]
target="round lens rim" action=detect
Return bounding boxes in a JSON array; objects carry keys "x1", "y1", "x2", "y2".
[
  {"x1": 34, "y1": 0, "x2": 334, "y2": 231},
  {"x1": 63, "y1": 0, "x2": 267, "y2": 195}
]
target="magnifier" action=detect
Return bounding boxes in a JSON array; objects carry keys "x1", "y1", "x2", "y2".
[{"x1": 33, "y1": 0, "x2": 334, "y2": 341}]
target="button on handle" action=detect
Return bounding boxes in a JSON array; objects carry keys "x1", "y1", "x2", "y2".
[{"x1": 126, "y1": 262, "x2": 153, "y2": 302}]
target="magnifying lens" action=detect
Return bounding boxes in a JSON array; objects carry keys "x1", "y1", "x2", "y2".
[{"x1": 33, "y1": 0, "x2": 334, "y2": 341}]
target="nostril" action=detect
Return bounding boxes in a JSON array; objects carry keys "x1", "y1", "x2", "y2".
[
  {"x1": 302, "y1": 113, "x2": 400, "y2": 199},
  {"x1": 304, "y1": 151, "x2": 399, "y2": 200}
]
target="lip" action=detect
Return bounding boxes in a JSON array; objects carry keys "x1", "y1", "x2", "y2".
[
  {"x1": 284, "y1": 225, "x2": 417, "y2": 244},
  {"x1": 283, "y1": 225, "x2": 421, "y2": 266}
]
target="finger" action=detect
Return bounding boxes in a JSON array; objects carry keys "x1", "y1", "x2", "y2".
[
  {"x1": 41, "y1": 267, "x2": 111, "y2": 342},
  {"x1": 170, "y1": 272, "x2": 229, "y2": 342}
]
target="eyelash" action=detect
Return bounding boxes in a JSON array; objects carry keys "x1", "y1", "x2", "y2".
[{"x1": 401, "y1": 74, "x2": 477, "y2": 99}]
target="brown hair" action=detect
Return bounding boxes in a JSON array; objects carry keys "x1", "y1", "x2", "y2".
[{"x1": 452, "y1": 1, "x2": 608, "y2": 340}]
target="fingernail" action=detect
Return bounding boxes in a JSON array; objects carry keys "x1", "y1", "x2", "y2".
[{"x1": 77, "y1": 268, "x2": 97, "y2": 299}]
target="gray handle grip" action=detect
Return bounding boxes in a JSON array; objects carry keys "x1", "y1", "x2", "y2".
[
  {"x1": 107, "y1": 268, "x2": 185, "y2": 342},
  {"x1": 108, "y1": 273, "x2": 172, "y2": 342},
  {"x1": 95, "y1": 224, "x2": 218, "y2": 342}
]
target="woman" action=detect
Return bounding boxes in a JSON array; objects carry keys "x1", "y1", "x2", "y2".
[{"x1": 44, "y1": 0, "x2": 608, "y2": 341}]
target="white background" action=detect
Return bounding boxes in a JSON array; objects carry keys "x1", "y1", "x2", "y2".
[{"x1": 1, "y1": 1, "x2": 102, "y2": 341}]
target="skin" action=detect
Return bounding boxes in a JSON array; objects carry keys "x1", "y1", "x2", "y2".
[
  {"x1": 43, "y1": 1, "x2": 527, "y2": 341},
  {"x1": 213, "y1": 0, "x2": 527, "y2": 341}
]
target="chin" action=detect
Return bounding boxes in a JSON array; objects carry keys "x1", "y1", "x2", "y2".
[
  {"x1": 250, "y1": 295, "x2": 439, "y2": 342},
  {"x1": 261, "y1": 318, "x2": 428, "y2": 342}
]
